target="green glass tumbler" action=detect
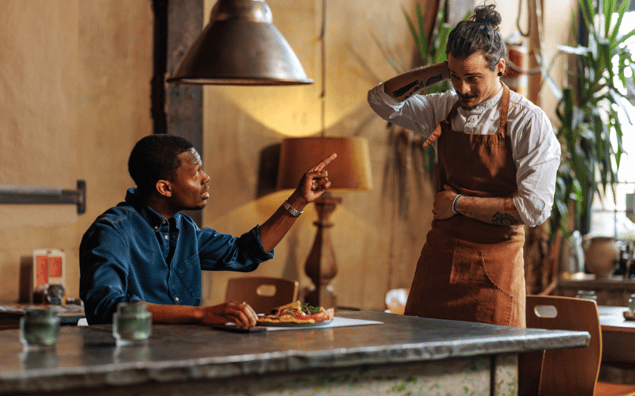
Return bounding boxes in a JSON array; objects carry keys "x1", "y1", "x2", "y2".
[
  {"x1": 112, "y1": 303, "x2": 152, "y2": 345},
  {"x1": 20, "y1": 309, "x2": 60, "y2": 350}
]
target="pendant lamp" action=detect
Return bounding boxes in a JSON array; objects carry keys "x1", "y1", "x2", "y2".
[{"x1": 167, "y1": 0, "x2": 313, "y2": 85}]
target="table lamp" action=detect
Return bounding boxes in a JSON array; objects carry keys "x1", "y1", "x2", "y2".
[{"x1": 276, "y1": 136, "x2": 372, "y2": 308}]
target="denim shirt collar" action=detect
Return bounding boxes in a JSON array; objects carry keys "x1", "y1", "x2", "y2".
[{"x1": 124, "y1": 187, "x2": 171, "y2": 230}]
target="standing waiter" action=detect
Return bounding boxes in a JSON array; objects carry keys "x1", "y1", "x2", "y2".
[{"x1": 368, "y1": 4, "x2": 560, "y2": 327}]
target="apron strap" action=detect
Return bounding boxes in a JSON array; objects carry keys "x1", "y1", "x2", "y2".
[
  {"x1": 422, "y1": 101, "x2": 461, "y2": 148},
  {"x1": 497, "y1": 83, "x2": 511, "y2": 141}
]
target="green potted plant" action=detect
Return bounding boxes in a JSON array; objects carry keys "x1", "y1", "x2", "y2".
[{"x1": 544, "y1": 0, "x2": 635, "y2": 239}]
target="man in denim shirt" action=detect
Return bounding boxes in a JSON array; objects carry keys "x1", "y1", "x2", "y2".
[{"x1": 80, "y1": 135, "x2": 336, "y2": 327}]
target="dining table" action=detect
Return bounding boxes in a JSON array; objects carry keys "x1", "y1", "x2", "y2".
[
  {"x1": 0, "y1": 310, "x2": 589, "y2": 396},
  {"x1": 0, "y1": 303, "x2": 85, "y2": 330},
  {"x1": 598, "y1": 305, "x2": 635, "y2": 365}
]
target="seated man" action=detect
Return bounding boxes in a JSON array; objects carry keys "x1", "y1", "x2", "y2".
[{"x1": 80, "y1": 134, "x2": 336, "y2": 327}]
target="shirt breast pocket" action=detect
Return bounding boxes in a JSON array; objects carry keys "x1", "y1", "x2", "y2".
[{"x1": 173, "y1": 254, "x2": 202, "y2": 302}]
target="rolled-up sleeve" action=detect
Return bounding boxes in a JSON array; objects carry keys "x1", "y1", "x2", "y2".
[
  {"x1": 367, "y1": 83, "x2": 450, "y2": 141},
  {"x1": 512, "y1": 109, "x2": 561, "y2": 227}
]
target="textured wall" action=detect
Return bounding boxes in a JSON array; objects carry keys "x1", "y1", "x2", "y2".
[{"x1": 0, "y1": 0, "x2": 152, "y2": 302}]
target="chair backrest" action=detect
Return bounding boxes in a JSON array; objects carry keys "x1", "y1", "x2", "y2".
[
  {"x1": 225, "y1": 276, "x2": 298, "y2": 315},
  {"x1": 525, "y1": 295, "x2": 602, "y2": 396}
]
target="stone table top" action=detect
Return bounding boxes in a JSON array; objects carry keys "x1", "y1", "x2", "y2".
[{"x1": 0, "y1": 311, "x2": 589, "y2": 394}]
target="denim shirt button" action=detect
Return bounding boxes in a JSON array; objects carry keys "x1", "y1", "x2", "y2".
[{"x1": 174, "y1": 297, "x2": 180, "y2": 302}]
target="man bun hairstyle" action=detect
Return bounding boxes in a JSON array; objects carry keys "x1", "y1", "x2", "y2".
[
  {"x1": 128, "y1": 134, "x2": 194, "y2": 194},
  {"x1": 446, "y1": 4, "x2": 507, "y2": 71}
]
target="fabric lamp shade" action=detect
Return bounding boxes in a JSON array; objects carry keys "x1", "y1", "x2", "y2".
[
  {"x1": 167, "y1": 0, "x2": 313, "y2": 85},
  {"x1": 276, "y1": 137, "x2": 373, "y2": 193}
]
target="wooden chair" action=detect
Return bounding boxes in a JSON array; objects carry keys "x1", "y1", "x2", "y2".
[
  {"x1": 521, "y1": 295, "x2": 635, "y2": 396},
  {"x1": 224, "y1": 276, "x2": 298, "y2": 315}
]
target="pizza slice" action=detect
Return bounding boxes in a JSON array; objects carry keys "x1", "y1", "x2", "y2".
[{"x1": 258, "y1": 300, "x2": 335, "y2": 324}]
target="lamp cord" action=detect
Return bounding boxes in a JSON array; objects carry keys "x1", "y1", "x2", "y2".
[
  {"x1": 516, "y1": 0, "x2": 531, "y2": 38},
  {"x1": 320, "y1": 0, "x2": 326, "y2": 137}
]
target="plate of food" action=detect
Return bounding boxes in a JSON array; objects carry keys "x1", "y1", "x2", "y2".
[
  {"x1": 623, "y1": 310, "x2": 635, "y2": 321},
  {"x1": 257, "y1": 301, "x2": 334, "y2": 327}
]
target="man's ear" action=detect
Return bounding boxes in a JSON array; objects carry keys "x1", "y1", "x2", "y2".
[
  {"x1": 155, "y1": 180, "x2": 172, "y2": 197},
  {"x1": 497, "y1": 57, "x2": 506, "y2": 76}
]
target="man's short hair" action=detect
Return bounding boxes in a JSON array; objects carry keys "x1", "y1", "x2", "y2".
[
  {"x1": 128, "y1": 134, "x2": 194, "y2": 193},
  {"x1": 446, "y1": 4, "x2": 507, "y2": 71}
]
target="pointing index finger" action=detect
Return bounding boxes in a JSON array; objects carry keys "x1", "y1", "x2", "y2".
[{"x1": 310, "y1": 153, "x2": 337, "y2": 172}]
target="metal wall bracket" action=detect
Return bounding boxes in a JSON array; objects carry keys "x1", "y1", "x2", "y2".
[{"x1": 0, "y1": 180, "x2": 86, "y2": 214}]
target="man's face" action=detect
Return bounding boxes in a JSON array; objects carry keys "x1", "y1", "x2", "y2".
[
  {"x1": 168, "y1": 148, "x2": 210, "y2": 211},
  {"x1": 447, "y1": 51, "x2": 504, "y2": 109}
]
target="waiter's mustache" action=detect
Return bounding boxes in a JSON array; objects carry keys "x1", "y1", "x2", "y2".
[{"x1": 458, "y1": 92, "x2": 477, "y2": 99}]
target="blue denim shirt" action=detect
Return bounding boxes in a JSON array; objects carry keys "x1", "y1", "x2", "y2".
[{"x1": 79, "y1": 188, "x2": 273, "y2": 324}]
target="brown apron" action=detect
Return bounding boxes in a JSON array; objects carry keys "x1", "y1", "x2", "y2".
[{"x1": 404, "y1": 84, "x2": 526, "y2": 327}]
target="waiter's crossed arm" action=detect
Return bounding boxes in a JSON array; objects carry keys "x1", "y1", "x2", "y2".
[{"x1": 433, "y1": 184, "x2": 522, "y2": 226}]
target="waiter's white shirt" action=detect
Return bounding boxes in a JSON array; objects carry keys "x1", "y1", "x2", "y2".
[{"x1": 368, "y1": 82, "x2": 561, "y2": 228}]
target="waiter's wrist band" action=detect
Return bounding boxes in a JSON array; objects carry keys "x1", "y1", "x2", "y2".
[
  {"x1": 282, "y1": 200, "x2": 303, "y2": 217},
  {"x1": 452, "y1": 194, "x2": 463, "y2": 215}
]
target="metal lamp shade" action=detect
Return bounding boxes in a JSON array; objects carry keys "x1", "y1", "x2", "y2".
[{"x1": 167, "y1": 0, "x2": 313, "y2": 85}]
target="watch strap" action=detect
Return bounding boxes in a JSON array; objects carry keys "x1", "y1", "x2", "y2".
[{"x1": 282, "y1": 200, "x2": 303, "y2": 217}]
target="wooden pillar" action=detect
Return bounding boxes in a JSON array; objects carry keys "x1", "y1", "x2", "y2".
[{"x1": 152, "y1": 0, "x2": 204, "y2": 225}]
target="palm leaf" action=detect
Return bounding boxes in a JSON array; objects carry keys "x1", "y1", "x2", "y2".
[
  {"x1": 403, "y1": 5, "x2": 428, "y2": 63},
  {"x1": 610, "y1": 0, "x2": 632, "y2": 44}
]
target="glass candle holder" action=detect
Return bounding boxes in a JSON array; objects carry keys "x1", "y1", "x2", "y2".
[
  {"x1": 112, "y1": 303, "x2": 152, "y2": 345},
  {"x1": 576, "y1": 290, "x2": 597, "y2": 301},
  {"x1": 19, "y1": 309, "x2": 60, "y2": 350}
]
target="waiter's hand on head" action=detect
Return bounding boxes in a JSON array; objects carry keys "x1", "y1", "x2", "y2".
[
  {"x1": 432, "y1": 184, "x2": 460, "y2": 220},
  {"x1": 295, "y1": 153, "x2": 337, "y2": 204}
]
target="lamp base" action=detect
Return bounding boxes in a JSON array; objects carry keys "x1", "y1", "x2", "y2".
[{"x1": 303, "y1": 194, "x2": 340, "y2": 310}]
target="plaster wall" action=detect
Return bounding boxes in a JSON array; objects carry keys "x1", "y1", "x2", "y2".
[{"x1": 0, "y1": 0, "x2": 152, "y2": 302}]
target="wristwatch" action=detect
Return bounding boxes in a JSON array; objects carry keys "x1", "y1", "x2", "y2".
[{"x1": 282, "y1": 200, "x2": 303, "y2": 217}]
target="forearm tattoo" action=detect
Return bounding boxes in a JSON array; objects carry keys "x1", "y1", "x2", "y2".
[
  {"x1": 392, "y1": 81, "x2": 419, "y2": 98},
  {"x1": 425, "y1": 74, "x2": 443, "y2": 87},
  {"x1": 492, "y1": 212, "x2": 519, "y2": 225},
  {"x1": 491, "y1": 199, "x2": 518, "y2": 225},
  {"x1": 392, "y1": 74, "x2": 443, "y2": 99},
  {"x1": 503, "y1": 198, "x2": 516, "y2": 211}
]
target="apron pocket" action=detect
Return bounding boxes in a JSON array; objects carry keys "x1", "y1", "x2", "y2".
[
  {"x1": 450, "y1": 244, "x2": 515, "y2": 297},
  {"x1": 449, "y1": 246, "x2": 487, "y2": 285},
  {"x1": 449, "y1": 245, "x2": 514, "y2": 325}
]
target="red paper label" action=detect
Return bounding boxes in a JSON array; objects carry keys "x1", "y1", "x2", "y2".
[
  {"x1": 49, "y1": 256, "x2": 63, "y2": 278},
  {"x1": 35, "y1": 255, "x2": 48, "y2": 287}
]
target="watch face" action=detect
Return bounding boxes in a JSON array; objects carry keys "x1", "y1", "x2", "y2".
[{"x1": 284, "y1": 201, "x2": 301, "y2": 216}]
